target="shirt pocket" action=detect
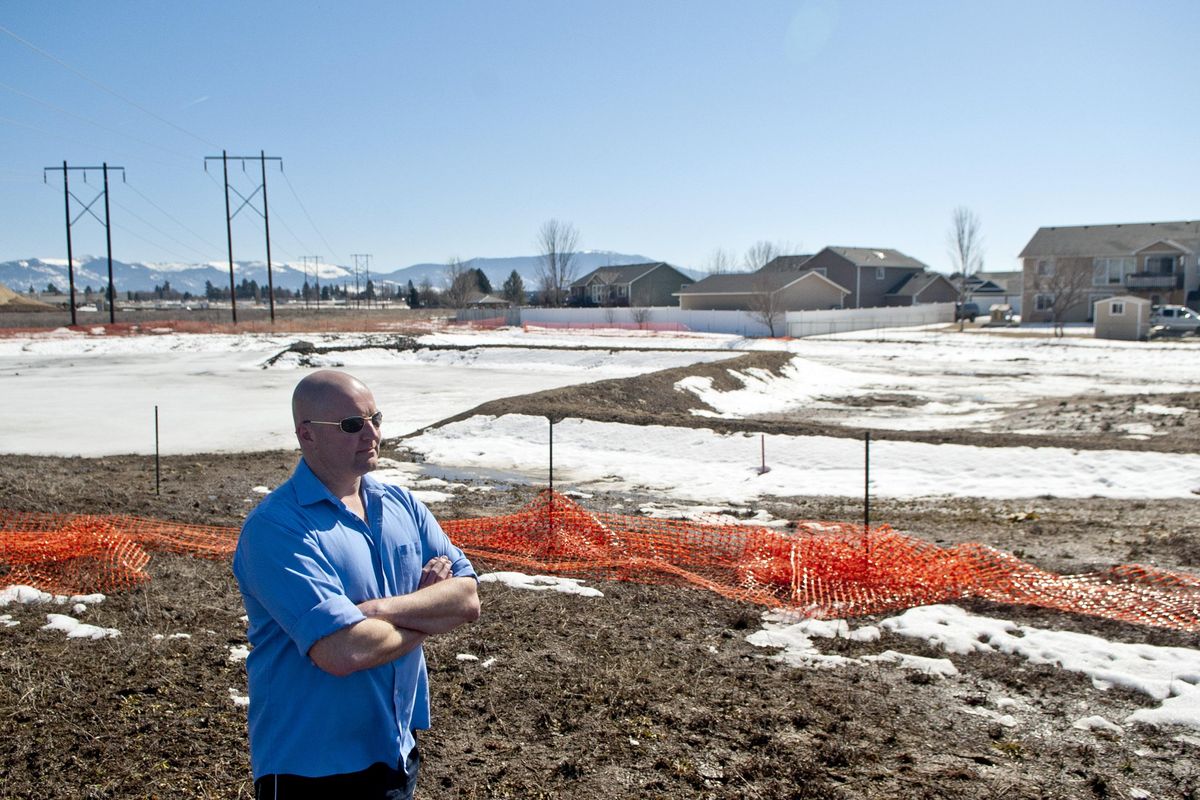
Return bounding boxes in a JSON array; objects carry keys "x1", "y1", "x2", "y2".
[{"x1": 383, "y1": 540, "x2": 423, "y2": 595}]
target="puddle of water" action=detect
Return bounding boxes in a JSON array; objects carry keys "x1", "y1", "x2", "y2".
[{"x1": 416, "y1": 463, "x2": 548, "y2": 489}]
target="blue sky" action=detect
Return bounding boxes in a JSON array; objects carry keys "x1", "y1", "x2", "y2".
[{"x1": 1, "y1": 1, "x2": 1197, "y2": 274}]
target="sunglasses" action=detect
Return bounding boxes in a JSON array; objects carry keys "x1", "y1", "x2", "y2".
[{"x1": 302, "y1": 411, "x2": 384, "y2": 434}]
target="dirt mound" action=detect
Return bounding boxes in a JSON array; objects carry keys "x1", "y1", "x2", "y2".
[
  {"x1": 405, "y1": 351, "x2": 1200, "y2": 453},
  {"x1": 0, "y1": 282, "x2": 55, "y2": 311}
]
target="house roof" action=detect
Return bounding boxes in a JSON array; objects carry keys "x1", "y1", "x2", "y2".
[
  {"x1": 760, "y1": 255, "x2": 814, "y2": 272},
  {"x1": 886, "y1": 271, "x2": 954, "y2": 298},
  {"x1": 676, "y1": 270, "x2": 848, "y2": 296},
  {"x1": 570, "y1": 262, "x2": 678, "y2": 288},
  {"x1": 1019, "y1": 220, "x2": 1200, "y2": 259},
  {"x1": 1099, "y1": 294, "x2": 1152, "y2": 305},
  {"x1": 676, "y1": 272, "x2": 760, "y2": 295},
  {"x1": 824, "y1": 247, "x2": 928, "y2": 269},
  {"x1": 465, "y1": 292, "x2": 508, "y2": 306}
]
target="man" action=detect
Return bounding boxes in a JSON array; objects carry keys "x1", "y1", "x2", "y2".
[{"x1": 234, "y1": 369, "x2": 480, "y2": 799}]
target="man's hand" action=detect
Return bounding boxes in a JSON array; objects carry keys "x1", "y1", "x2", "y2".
[
  {"x1": 419, "y1": 555, "x2": 453, "y2": 588},
  {"x1": 356, "y1": 557, "x2": 480, "y2": 636}
]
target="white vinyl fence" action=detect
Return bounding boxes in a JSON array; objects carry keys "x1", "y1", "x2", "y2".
[
  {"x1": 514, "y1": 307, "x2": 775, "y2": 336},
  {"x1": 456, "y1": 302, "x2": 954, "y2": 338},
  {"x1": 786, "y1": 303, "x2": 954, "y2": 337}
]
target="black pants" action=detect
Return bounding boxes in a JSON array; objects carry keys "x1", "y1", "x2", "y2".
[{"x1": 254, "y1": 746, "x2": 420, "y2": 800}]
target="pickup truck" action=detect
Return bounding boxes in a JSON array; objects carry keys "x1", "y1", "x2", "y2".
[{"x1": 1150, "y1": 305, "x2": 1200, "y2": 336}]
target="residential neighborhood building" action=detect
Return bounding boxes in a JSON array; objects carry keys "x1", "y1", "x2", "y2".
[
  {"x1": 676, "y1": 269, "x2": 849, "y2": 311},
  {"x1": 784, "y1": 247, "x2": 938, "y2": 309},
  {"x1": 884, "y1": 271, "x2": 959, "y2": 306},
  {"x1": 1019, "y1": 220, "x2": 1200, "y2": 324},
  {"x1": 961, "y1": 270, "x2": 1023, "y2": 312},
  {"x1": 464, "y1": 292, "x2": 510, "y2": 308},
  {"x1": 677, "y1": 246, "x2": 951, "y2": 311},
  {"x1": 569, "y1": 262, "x2": 692, "y2": 307}
]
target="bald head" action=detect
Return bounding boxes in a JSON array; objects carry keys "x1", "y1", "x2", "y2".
[{"x1": 292, "y1": 370, "x2": 372, "y2": 428}]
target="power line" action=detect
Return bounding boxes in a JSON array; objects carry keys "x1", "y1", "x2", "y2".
[
  {"x1": 0, "y1": 23, "x2": 219, "y2": 150},
  {"x1": 123, "y1": 180, "x2": 225, "y2": 254},
  {"x1": 281, "y1": 168, "x2": 339, "y2": 261},
  {"x1": 111, "y1": 218, "x2": 209, "y2": 265},
  {"x1": 0, "y1": 113, "x2": 114, "y2": 152},
  {"x1": 111, "y1": 197, "x2": 214, "y2": 261},
  {"x1": 0, "y1": 79, "x2": 195, "y2": 162},
  {"x1": 0, "y1": 113, "x2": 180, "y2": 170}
]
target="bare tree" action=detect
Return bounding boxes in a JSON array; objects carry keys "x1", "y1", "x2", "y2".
[
  {"x1": 747, "y1": 272, "x2": 786, "y2": 337},
  {"x1": 704, "y1": 247, "x2": 736, "y2": 275},
  {"x1": 418, "y1": 275, "x2": 438, "y2": 308},
  {"x1": 630, "y1": 305, "x2": 652, "y2": 328},
  {"x1": 1035, "y1": 262, "x2": 1093, "y2": 338},
  {"x1": 442, "y1": 256, "x2": 479, "y2": 309},
  {"x1": 743, "y1": 240, "x2": 782, "y2": 272},
  {"x1": 536, "y1": 219, "x2": 580, "y2": 307},
  {"x1": 948, "y1": 206, "x2": 985, "y2": 331}
]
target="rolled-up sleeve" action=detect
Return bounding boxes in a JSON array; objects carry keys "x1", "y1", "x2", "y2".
[{"x1": 235, "y1": 512, "x2": 367, "y2": 658}]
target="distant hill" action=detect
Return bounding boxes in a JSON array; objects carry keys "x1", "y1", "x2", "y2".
[{"x1": 0, "y1": 252, "x2": 701, "y2": 296}]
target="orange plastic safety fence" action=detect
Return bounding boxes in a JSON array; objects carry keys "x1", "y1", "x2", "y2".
[
  {"x1": 0, "y1": 510, "x2": 236, "y2": 596},
  {"x1": 2, "y1": 493, "x2": 1198, "y2": 632}
]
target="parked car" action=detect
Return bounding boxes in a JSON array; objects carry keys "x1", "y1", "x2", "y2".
[
  {"x1": 954, "y1": 302, "x2": 980, "y2": 322},
  {"x1": 1150, "y1": 305, "x2": 1200, "y2": 336}
]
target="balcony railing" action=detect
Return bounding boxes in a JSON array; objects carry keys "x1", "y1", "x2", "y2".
[{"x1": 1124, "y1": 272, "x2": 1183, "y2": 290}]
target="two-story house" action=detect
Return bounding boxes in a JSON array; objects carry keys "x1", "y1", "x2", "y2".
[
  {"x1": 1019, "y1": 220, "x2": 1200, "y2": 323},
  {"x1": 763, "y1": 247, "x2": 955, "y2": 309},
  {"x1": 568, "y1": 262, "x2": 692, "y2": 307},
  {"x1": 676, "y1": 246, "x2": 954, "y2": 311}
]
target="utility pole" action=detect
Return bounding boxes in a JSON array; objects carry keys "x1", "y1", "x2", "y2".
[
  {"x1": 301, "y1": 255, "x2": 322, "y2": 311},
  {"x1": 204, "y1": 151, "x2": 282, "y2": 323},
  {"x1": 300, "y1": 256, "x2": 311, "y2": 309},
  {"x1": 352, "y1": 254, "x2": 372, "y2": 310},
  {"x1": 44, "y1": 161, "x2": 125, "y2": 325}
]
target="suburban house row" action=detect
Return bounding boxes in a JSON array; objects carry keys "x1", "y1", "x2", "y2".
[
  {"x1": 561, "y1": 219, "x2": 1200, "y2": 322},
  {"x1": 567, "y1": 246, "x2": 960, "y2": 313}
]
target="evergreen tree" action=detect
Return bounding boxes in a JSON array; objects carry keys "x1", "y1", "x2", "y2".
[
  {"x1": 473, "y1": 268, "x2": 492, "y2": 295},
  {"x1": 502, "y1": 270, "x2": 526, "y2": 305},
  {"x1": 407, "y1": 280, "x2": 419, "y2": 308}
]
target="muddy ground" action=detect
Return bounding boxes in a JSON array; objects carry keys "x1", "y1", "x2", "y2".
[{"x1": 3, "y1": 352, "x2": 1200, "y2": 799}]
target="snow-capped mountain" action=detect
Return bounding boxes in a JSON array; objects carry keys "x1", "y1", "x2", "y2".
[{"x1": 0, "y1": 251, "x2": 695, "y2": 295}]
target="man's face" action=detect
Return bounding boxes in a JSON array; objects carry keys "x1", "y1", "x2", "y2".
[{"x1": 298, "y1": 381, "x2": 382, "y2": 486}]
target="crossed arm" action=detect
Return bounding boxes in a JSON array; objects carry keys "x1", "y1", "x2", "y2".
[{"x1": 308, "y1": 556, "x2": 481, "y2": 677}]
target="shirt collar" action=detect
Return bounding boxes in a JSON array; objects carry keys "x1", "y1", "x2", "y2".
[{"x1": 292, "y1": 457, "x2": 384, "y2": 507}]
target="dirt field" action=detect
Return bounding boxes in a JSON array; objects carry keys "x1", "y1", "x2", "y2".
[{"x1": 3, "y1": 353, "x2": 1200, "y2": 799}]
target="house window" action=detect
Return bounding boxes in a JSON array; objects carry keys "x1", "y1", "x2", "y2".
[
  {"x1": 1144, "y1": 255, "x2": 1177, "y2": 274},
  {"x1": 1110, "y1": 302, "x2": 1125, "y2": 315},
  {"x1": 1034, "y1": 293, "x2": 1055, "y2": 311},
  {"x1": 1036, "y1": 259, "x2": 1054, "y2": 277},
  {"x1": 1092, "y1": 257, "x2": 1135, "y2": 286},
  {"x1": 876, "y1": 267, "x2": 886, "y2": 280}
]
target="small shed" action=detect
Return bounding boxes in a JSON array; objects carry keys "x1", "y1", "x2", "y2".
[{"x1": 1093, "y1": 295, "x2": 1152, "y2": 341}]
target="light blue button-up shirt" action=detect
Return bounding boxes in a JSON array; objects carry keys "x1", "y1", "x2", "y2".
[{"x1": 233, "y1": 458, "x2": 476, "y2": 780}]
